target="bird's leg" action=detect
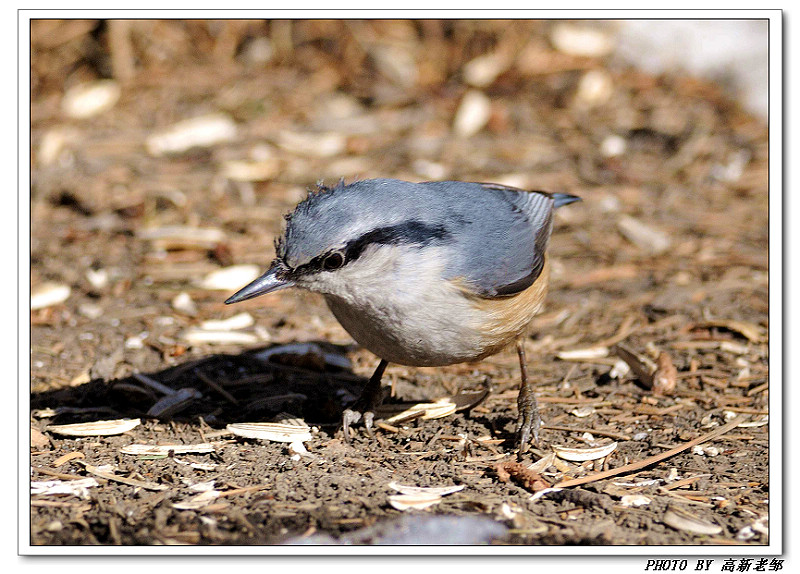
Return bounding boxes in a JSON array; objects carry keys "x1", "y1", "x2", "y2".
[
  {"x1": 342, "y1": 359, "x2": 388, "y2": 442},
  {"x1": 515, "y1": 339, "x2": 540, "y2": 455}
]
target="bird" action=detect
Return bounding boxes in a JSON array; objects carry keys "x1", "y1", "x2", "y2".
[{"x1": 225, "y1": 178, "x2": 580, "y2": 452}]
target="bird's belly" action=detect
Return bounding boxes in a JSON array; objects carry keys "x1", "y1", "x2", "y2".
[{"x1": 324, "y1": 292, "x2": 519, "y2": 367}]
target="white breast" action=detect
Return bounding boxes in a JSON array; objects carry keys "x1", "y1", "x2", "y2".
[{"x1": 316, "y1": 245, "x2": 491, "y2": 366}]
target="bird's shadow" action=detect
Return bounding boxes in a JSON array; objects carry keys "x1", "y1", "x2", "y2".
[{"x1": 30, "y1": 342, "x2": 368, "y2": 431}]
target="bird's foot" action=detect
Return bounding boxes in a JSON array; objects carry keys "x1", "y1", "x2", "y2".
[
  {"x1": 515, "y1": 401, "x2": 541, "y2": 456},
  {"x1": 342, "y1": 359, "x2": 388, "y2": 443},
  {"x1": 342, "y1": 405, "x2": 376, "y2": 442},
  {"x1": 515, "y1": 339, "x2": 541, "y2": 457}
]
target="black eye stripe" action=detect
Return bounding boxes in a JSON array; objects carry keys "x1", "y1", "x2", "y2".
[
  {"x1": 344, "y1": 221, "x2": 451, "y2": 262},
  {"x1": 291, "y1": 220, "x2": 452, "y2": 276}
]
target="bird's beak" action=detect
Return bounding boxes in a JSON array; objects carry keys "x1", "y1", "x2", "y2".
[{"x1": 224, "y1": 262, "x2": 294, "y2": 304}]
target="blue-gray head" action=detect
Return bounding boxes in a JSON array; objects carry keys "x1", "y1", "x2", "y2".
[{"x1": 225, "y1": 179, "x2": 580, "y2": 304}]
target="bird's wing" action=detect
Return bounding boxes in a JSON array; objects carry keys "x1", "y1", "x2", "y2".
[{"x1": 446, "y1": 183, "x2": 556, "y2": 299}]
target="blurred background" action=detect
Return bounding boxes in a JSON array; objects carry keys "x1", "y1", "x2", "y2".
[
  {"x1": 28, "y1": 17, "x2": 772, "y2": 547},
  {"x1": 30, "y1": 18, "x2": 769, "y2": 382}
]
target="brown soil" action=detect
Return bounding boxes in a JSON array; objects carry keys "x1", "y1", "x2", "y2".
[{"x1": 29, "y1": 20, "x2": 769, "y2": 546}]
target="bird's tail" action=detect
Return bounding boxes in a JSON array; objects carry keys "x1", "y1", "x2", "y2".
[{"x1": 552, "y1": 193, "x2": 581, "y2": 208}]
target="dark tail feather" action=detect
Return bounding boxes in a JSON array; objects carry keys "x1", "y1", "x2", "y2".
[{"x1": 552, "y1": 193, "x2": 581, "y2": 208}]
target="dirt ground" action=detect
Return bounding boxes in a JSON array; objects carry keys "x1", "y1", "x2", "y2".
[{"x1": 28, "y1": 20, "x2": 770, "y2": 547}]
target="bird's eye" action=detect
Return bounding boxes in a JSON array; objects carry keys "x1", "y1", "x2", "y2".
[{"x1": 322, "y1": 251, "x2": 345, "y2": 271}]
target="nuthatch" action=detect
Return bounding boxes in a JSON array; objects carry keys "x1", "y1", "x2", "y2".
[{"x1": 226, "y1": 178, "x2": 580, "y2": 451}]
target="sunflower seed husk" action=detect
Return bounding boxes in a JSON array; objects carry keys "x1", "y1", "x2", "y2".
[
  {"x1": 557, "y1": 346, "x2": 609, "y2": 361},
  {"x1": 388, "y1": 493, "x2": 443, "y2": 511},
  {"x1": 197, "y1": 264, "x2": 260, "y2": 291},
  {"x1": 380, "y1": 398, "x2": 457, "y2": 424},
  {"x1": 46, "y1": 418, "x2": 141, "y2": 437},
  {"x1": 227, "y1": 421, "x2": 312, "y2": 443},
  {"x1": 200, "y1": 312, "x2": 254, "y2": 331},
  {"x1": 31, "y1": 282, "x2": 71, "y2": 310},
  {"x1": 553, "y1": 441, "x2": 618, "y2": 462},
  {"x1": 388, "y1": 482, "x2": 465, "y2": 497},
  {"x1": 663, "y1": 506, "x2": 722, "y2": 535},
  {"x1": 62, "y1": 80, "x2": 120, "y2": 118},
  {"x1": 620, "y1": 494, "x2": 652, "y2": 507},
  {"x1": 31, "y1": 477, "x2": 99, "y2": 498},
  {"x1": 181, "y1": 329, "x2": 259, "y2": 345},
  {"x1": 146, "y1": 113, "x2": 237, "y2": 156},
  {"x1": 120, "y1": 443, "x2": 217, "y2": 456}
]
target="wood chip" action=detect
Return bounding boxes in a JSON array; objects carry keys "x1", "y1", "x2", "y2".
[
  {"x1": 52, "y1": 452, "x2": 84, "y2": 466},
  {"x1": 31, "y1": 426, "x2": 50, "y2": 449},
  {"x1": 73, "y1": 461, "x2": 168, "y2": 491},
  {"x1": 691, "y1": 319, "x2": 767, "y2": 343}
]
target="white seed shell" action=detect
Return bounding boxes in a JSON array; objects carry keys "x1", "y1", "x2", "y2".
[
  {"x1": 388, "y1": 493, "x2": 442, "y2": 511},
  {"x1": 227, "y1": 422, "x2": 312, "y2": 443},
  {"x1": 453, "y1": 90, "x2": 491, "y2": 137},
  {"x1": 388, "y1": 482, "x2": 465, "y2": 497},
  {"x1": 197, "y1": 265, "x2": 260, "y2": 291},
  {"x1": 120, "y1": 443, "x2": 217, "y2": 456},
  {"x1": 557, "y1": 346, "x2": 609, "y2": 361},
  {"x1": 553, "y1": 441, "x2": 618, "y2": 462},
  {"x1": 62, "y1": 80, "x2": 121, "y2": 118},
  {"x1": 47, "y1": 418, "x2": 141, "y2": 437},
  {"x1": 146, "y1": 113, "x2": 237, "y2": 156},
  {"x1": 31, "y1": 282, "x2": 71, "y2": 310},
  {"x1": 200, "y1": 312, "x2": 254, "y2": 331},
  {"x1": 663, "y1": 507, "x2": 723, "y2": 535}
]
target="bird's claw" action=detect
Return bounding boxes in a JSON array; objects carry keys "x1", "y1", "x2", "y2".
[
  {"x1": 342, "y1": 359, "x2": 387, "y2": 443},
  {"x1": 342, "y1": 407, "x2": 376, "y2": 443},
  {"x1": 515, "y1": 409, "x2": 540, "y2": 456}
]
